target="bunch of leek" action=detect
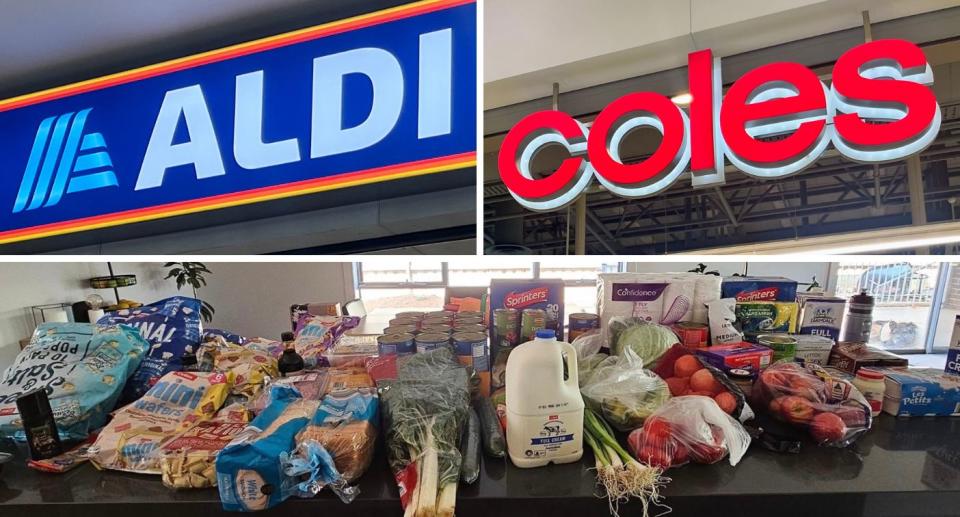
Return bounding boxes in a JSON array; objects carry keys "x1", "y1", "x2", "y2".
[{"x1": 583, "y1": 409, "x2": 667, "y2": 517}]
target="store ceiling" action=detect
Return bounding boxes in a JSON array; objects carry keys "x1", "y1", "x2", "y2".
[{"x1": 0, "y1": 0, "x2": 407, "y2": 99}]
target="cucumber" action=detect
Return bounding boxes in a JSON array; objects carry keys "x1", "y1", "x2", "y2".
[
  {"x1": 475, "y1": 397, "x2": 505, "y2": 458},
  {"x1": 460, "y1": 407, "x2": 481, "y2": 484}
]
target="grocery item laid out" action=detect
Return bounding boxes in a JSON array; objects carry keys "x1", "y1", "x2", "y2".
[
  {"x1": 0, "y1": 322, "x2": 148, "y2": 441},
  {"x1": 160, "y1": 403, "x2": 249, "y2": 489},
  {"x1": 580, "y1": 347, "x2": 671, "y2": 431}
]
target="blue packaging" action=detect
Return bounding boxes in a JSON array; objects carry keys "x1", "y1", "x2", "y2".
[
  {"x1": 99, "y1": 296, "x2": 202, "y2": 403},
  {"x1": 216, "y1": 386, "x2": 317, "y2": 511},
  {"x1": 720, "y1": 276, "x2": 798, "y2": 302},
  {"x1": 0, "y1": 322, "x2": 148, "y2": 440},
  {"x1": 881, "y1": 369, "x2": 960, "y2": 417}
]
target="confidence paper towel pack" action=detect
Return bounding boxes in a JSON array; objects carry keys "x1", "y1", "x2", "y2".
[{"x1": 598, "y1": 273, "x2": 721, "y2": 338}]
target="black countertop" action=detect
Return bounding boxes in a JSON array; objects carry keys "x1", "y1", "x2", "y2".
[{"x1": 0, "y1": 415, "x2": 958, "y2": 517}]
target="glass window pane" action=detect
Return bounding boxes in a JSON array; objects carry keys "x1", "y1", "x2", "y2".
[
  {"x1": 361, "y1": 262, "x2": 443, "y2": 284},
  {"x1": 833, "y1": 261, "x2": 939, "y2": 352},
  {"x1": 932, "y1": 262, "x2": 959, "y2": 352},
  {"x1": 540, "y1": 260, "x2": 621, "y2": 282},
  {"x1": 357, "y1": 287, "x2": 446, "y2": 316},
  {"x1": 447, "y1": 260, "x2": 533, "y2": 286},
  {"x1": 565, "y1": 285, "x2": 600, "y2": 316}
]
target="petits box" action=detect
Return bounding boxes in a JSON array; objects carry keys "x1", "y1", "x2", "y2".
[
  {"x1": 799, "y1": 296, "x2": 846, "y2": 342},
  {"x1": 720, "y1": 276, "x2": 798, "y2": 302},
  {"x1": 828, "y1": 342, "x2": 908, "y2": 374},
  {"x1": 488, "y1": 279, "x2": 565, "y2": 340},
  {"x1": 695, "y1": 342, "x2": 773, "y2": 377},
  {"x1": 881, "y1": 368, "x2": 960, "y2": 417},
  {"x1": 946, "y1": 315, "x2": 960, "y2": 377}
]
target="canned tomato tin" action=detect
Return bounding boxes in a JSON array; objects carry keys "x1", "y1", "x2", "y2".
[
  {"x1": 394, "y1": 311, "x2": 425, "y2": 321},
  {"x1": 415, "y1": 333, "x2": 451, "y2": 353},
  {"x1": 568, "y1": 313, "x2": 600, "y2": 342},
  {"x1": 454, "y1": 323, "x2": 486, "y2": 334},
  {"x1": 672, "y1": 322, "x2": 709, "y2": 348},
  {"x1": 758, "y1": 334, "x2": 798, "y2": 363},
  {"x1": 456, "y1": 311, "x2": 483, "y2": 320},
  {"x1": 493, "y1": 308, "x2": 520, "y2": 348},
  {"x1": 383, "y1": 324, "x2": 419, "y2": 336},
  {"x1": 389, "y1": 317, "x2": 421, "y2": 329},
  {"x1": 453, "y1": 317, "x2": 483, "y2": 326},
  {"x1": 452, "y1": 331, "x2": 491, "y2": 396},
  {"x1": 420, "y1": 324, "x2": 453, "y2": 335},
  {"x1": 520, "y1": 308, "x2": 547, "y2": 342},
  {"x1": 421, "y1": 316, "x2": 452, "y2": 327},
  {"x1": 377, "y1": 333, "x2": 415, "y2": 356},
  {"x1": 426, "y1": 310, "x2": 455, "y2": 319}
]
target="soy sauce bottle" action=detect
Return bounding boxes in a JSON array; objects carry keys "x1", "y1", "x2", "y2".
[
  {"x1": 278, "y1": 331, "x2": 304, "y2": 377},
  {"x1": 17, "y1": 388, "x2": 63, "y2": 460}
]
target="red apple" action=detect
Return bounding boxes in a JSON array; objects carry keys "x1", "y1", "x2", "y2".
[
  {"x1": 810, "y1": 412, "x2": 847, "y2": 444},
  {"x1": 833, "y1": 405, "x2": 868, "y2": 429},
  {"x1": 780, "y1": 395, "x2": 816, "y2": 424},
  {"x1": 768, "y1": 397, "x2": 783, "y2": 416}
]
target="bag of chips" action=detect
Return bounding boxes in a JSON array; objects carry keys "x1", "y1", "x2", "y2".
[
  {"x1": 88, "y1": 370, "x2": 232, "y2": 474},
  {"x1": 98, "y1": 296, "x2": 203, "y2": 403},
  {"x1": 0, "y1": 322, "x2": 148, "y2": 441},
  {"x1": 160, "y1": 403, "x2": 250, "y2": 489}
]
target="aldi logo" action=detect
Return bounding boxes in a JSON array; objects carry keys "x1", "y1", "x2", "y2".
[
  {"x1": 14, "y1": 109, "x2": 117, "y2": 213},
  {"x1": 0, "y1": 0, "x2": 476, "y2": 245}
]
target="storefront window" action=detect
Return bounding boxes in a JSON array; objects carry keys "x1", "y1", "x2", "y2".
[{"x1": 446, "y1": 261, "x2": 534, "y2": 286}]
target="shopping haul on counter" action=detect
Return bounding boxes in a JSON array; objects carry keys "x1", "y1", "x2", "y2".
[{"x1": 2, "y1": 274, "x2": 960, "y2": 517}]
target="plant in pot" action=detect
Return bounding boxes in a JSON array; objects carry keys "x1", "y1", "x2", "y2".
[{"x1": 164, "y1": 262, "x2": 215, "y2": 322}]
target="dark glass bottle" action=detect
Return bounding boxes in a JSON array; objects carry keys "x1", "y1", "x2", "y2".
[
  {"x1": 181, "y1": 351, "x2": 200, "y2": 372},
  {"x1": 278, "y1": 331, "x2": 304, "y2": 377},
  {"x1": 16, "y1": 388, "x2": 63, "y2": 460}
]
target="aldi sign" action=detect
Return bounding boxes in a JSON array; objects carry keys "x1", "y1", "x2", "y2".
[
  {"x1": 0, "y1": 0, "x2": 476, "y2": 244},
  {"x1": 499, "y1": 39, "x2": 940, "y2": 211}
]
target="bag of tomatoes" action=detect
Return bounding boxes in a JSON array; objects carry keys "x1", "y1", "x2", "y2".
[
  {"x1": 627, "y1": 396, "x2": 752, "y2": 470},
  {"x1": 753, "y1": 362, "x2": 872, "y2": 447},
  {"x1": 651, "y1": 344, "x2": 753, "y2": 421}
]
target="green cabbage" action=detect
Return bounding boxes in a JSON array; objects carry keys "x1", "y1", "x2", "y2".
[{"x1": 611, "y1": 320, "x2": 678, "y2": 367}]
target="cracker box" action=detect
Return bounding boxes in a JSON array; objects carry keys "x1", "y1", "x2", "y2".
[
  {"x1": 946, "y1": 315, "x2": 960, "y2": 377},
  {"x1": 720, "y1": 276, "x2": 798, "y2": 302},
  {"x1": 694, "y1": 342, "x2": 773, "y2": 377},
  {"x1": 881, "y1": 368, "x2": 960, "y2": 417},
  {"x1": 828, "y1": 342, "x2": 908, "y2": 374},
  {"x1": 799, "y1": 296, "x2": 846, "y2": 342}
]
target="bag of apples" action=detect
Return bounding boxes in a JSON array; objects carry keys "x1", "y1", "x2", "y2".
[
  {"x1": 754, "y1": 362, "x2": 872, "y2": 447},
  {"x1": 627, "y1": 396, "x2": 752, "y2": 470},
  {"x1": 651, "y1": 344, "x2": 752, "y2": 421}
]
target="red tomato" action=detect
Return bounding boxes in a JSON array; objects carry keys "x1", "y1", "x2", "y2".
[
  {"x1": 674, "y1": 355, "x2": 702, "y2": 378},
  {"x1": 690, "y1": 369, "x2": 722, "y2": 394}
]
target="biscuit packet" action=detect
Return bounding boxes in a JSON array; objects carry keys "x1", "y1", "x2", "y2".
[
  {"x1": 88, "y1": 370, "x2": 232, "y2": 474},
  {"x1": 160, "y1": 403, "x2": 250, "y2": 489}
]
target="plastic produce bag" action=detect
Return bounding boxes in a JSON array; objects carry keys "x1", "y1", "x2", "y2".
[
  {"x1": 571, "y1": 330, "x2": 608, "y2": 386},
  {"x1": 580, "y1": 348, "x2": 671, "y2": 431},
  {"x1": 0, "y1": 322, "x2": 148, "y2": 441},
  {"x1": 753, "y1": 362, "x2": 872, "y2": 447},
  {"x1": 216, "y1": 386, "x2": 320, "y2": 511},
  {"x1": 627, "y1": 396, "x2": 752, "y2": 470},
  {"x1": 651, "y1": 344, "x2": 753, "y2": 421},
  {"x1": 607, "y1": 317, "x2": 678, "y2": 367},
  {"x1": 98, "y1": 296, "x2": 203, "y2": 403}
]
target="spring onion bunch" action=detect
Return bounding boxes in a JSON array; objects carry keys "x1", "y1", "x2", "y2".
[{"x1": 583, "y1": 409, "x2": 668, "y2": 517}]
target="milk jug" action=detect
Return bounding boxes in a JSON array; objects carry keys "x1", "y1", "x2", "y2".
[{"x1": 505, "y1": 329, "x2": 584, "y2": 468}]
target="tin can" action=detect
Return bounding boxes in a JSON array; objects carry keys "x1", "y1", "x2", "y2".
[
  {"x1": 377, "y1": 333, "x2": 415, "y2": 356},
  {"x1": 672, "y1": 321, "x2": 709, "y2": 348},
  {"x1": 456, "y1": 311, "x2": 483, "y2": 320},
  {"x1": 383, "y1": 324, "x2": 418, "y2": 336},
  {"x1": 520, "y1": 308, "x2": 547, "y2": 342},
  {"x1": 453, "y1": 317, "x2": 483, "y2": 327},
  {"x1": 415, "y1": 333, "x2": 451, "y2": 353},
  {"x1": 453, "y1": 331, "x2": 491, "y2": 396},
  {"x1": 420, "y1": 324, "x2": 453, "y2": 335},
  {"x1": 421, "y1": 316, "x2": 452, "y2": 327},
  {"x1": 453, "y1": 323, "x2": 486, "y2": 334},
  {"x1": 389, "y1": 317, "x2": 421, "y2": 329},
  {"x1": 493, "y1": 308, "x2": 520, "y2": 348},
  {"x1": 758, "y1": 334, "x2": 799, "y2": 363},
  {"x1": 426, "y1": 310, "x2": 456, "y2": 320},
  {"x1": 568, "y1": 313, "x2": 600, "y2": 342},
  {"x1": 394, "y1": 311, "x2": 425, "y2": 321},
  {"x1": 728, "y1": 368, "x2": 754, "y2": 398}
]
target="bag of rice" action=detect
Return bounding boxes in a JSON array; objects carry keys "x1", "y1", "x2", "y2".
[
  {"x1": 160, "y1": 403, "x2": 250, "y2": 489},
  {"x1": 98, "y1": 296, "x2": 203, "y2": 403},
  {"x1": 0, "y1": 322, "x2": 148, "y2": 441},
  {"x1": 89, "y1": 370, "x2": 232, "y2": 474}
]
